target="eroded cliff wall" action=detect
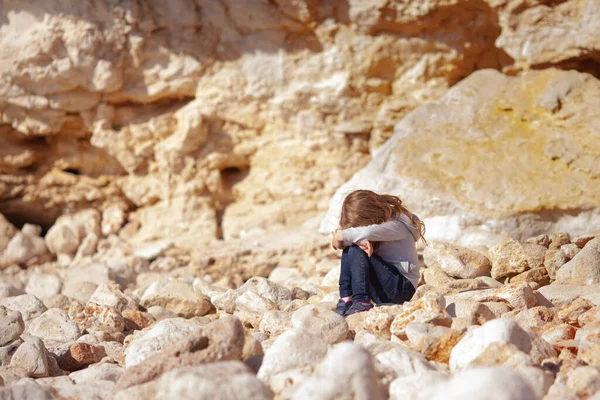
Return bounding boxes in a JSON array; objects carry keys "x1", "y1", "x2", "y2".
[{"x1": 1, "y1": 0, "x2": 598, "y2": 249}]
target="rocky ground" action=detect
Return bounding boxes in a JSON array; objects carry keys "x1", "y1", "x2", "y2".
[{"x1": 1, "y1": 209, "x2": 600, "y2": 399}]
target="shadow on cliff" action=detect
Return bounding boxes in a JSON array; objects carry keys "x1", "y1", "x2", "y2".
[{"x1": 356, "y1": 0, "x2": 515, "y2": 86}]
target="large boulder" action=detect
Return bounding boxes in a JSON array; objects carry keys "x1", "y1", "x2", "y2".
[{"x1": 321, "y1": 69, "x2": 600, "y2": 246}]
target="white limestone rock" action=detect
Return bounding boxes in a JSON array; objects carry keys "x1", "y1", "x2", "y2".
[
  {"x1": 449, "y1": 319, "x2": 531, "y2": 372},
  {"x1": 140, "y1": 278, "x2": 212, "y2": 318},
  {"x1": 25, "y1": 308, "x2": 81, "y2": 344},
  {"x1": 259, "y1": 311, "x2": 293, "y2": 337},
  {"x1": 114, "y1": 361, "x2": 272, "y2": 400},
  {"x1": 291, "y1": 304, "x2": 348, "y2": 344},
  {"x1": 416, "y1": 367, "x2": 537, "y2": 400},
  {"x1": 423, "y1": 242, "x2": 491, "y2": 279},
  {"x1": 124, "y1": 317, "x2": 208, "y2": 367},
  {"x1": 45, "y1": 209, "x2": 101, "y2": 257},
  {"x1": 405, "y1": 322, "x2": 451, "y2": 347},
  {"x1": 376, "y1": 346, "x2": 438, "y2": 381},
  {"x1": 25, "y1": 274, "x2": 62, "y2": 300},
  {"x1": 291, "y1": 342, "x2": 385, "y2": 400},
  {"x1": 0, "y1": 306, "x2": 24, "y2": 346},
  {"x1": 10, "y1": 337, "x2": 50, "y2": 378},
  {"x1": 0, "y1": 294, "x2": 47, "y2": 323},
  {"x1": 258, "y1": 328, "x2": 328, "y2": 383},
  {"x1": 389, "y1": 371, "x2": 450, "y2": 400},
  {"x1": 213, "y1": 277, "x2": 292, "y2": 314},
  {"x1": 69, "y1": 362, "x2": 124, "y2": 384},
  {"x1": 61, "y1": 281, "x2": 98, "y2": 303},
  {"x1": 88, "y1": 282, "x2": 138, "y2": 312},
  {"x1": 0, "y1": 224, "x2": 49, "y2": 268},
  {"x1": 556, "y1": 237, "x2": 600, "y2": 285}
]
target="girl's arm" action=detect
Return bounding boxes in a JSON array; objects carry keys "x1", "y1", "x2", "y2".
[
  {"x1": 341, "y1": 218, "x2": 410, "y2": 247},
  {"x1": 331, "y1": 230, "x2": 373, "y2": 256}
]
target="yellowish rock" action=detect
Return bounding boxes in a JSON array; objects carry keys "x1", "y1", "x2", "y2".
[
  {"x1": 422, "y1": 265, "x2": 454, "y2": 287},
  {"x1": 140, "y1": 279, "x2": 212, "y2": 318},
  {"x1": 448, "y1": 283, "x2": 537, "y2": 310},
  {"x1": 556, "y1": 238, "x2": 600, "y2": 286},
  {"x1": 511, "y1": 268, "x2": 550, "y2": 287},
  {"x1": 565, "y1": 366, "x2": 600, "y2": 399},
  {"x1": 513, "y1": 306, "x2": 559, "y2": 333},
  {"x1": 423, "y1": 242, "x2": 491, "y2": 279},
  {"x1": 68, "y1": 302, "x2": 125, "y2": 334},
  {"x1": 390, "y1": 292, "x2": 451, "y2": 339},
  {"x1": 549, "y1": 233, "x2": 571, "y2": 250},
  {"x1": 558, "y1": 298, "x2": 595, "y2": 326},
  {"x1": 363, "y1": 307, "x2": 400, "y2": 340},
  {"x1": 468, "y1": 342, "x2": 534, "y2": 368},
  {"x1": 416, "y1": 329, "x2": 465, "y2": 364},
  {"x1": 489, "y1": 239, "x2": 546, "y2": 281},
  {"x1": 544, "y1": 249, "x2": 569, "y2": 281},
  {"x1": 495, "y1": 0, "x2": 600, "y2": 68},
  {"x1": 291, "y1": 304, "x2": 348, "y2": 344},
  {"x1": 577, "y1": 321, "x2": 600, "y2": 366},
  {"x1": 578, "y1": 307, "x2": 600, "y2": 327},
  {"x1": 323, "y1": 69, "x2": 600, "y2": 247},
  {"x1": 540, "y1": 324, "x2": 576, "y2": 349},
  {"x1": 446, "y1": 299, "x2": 496, "y2": 325}
]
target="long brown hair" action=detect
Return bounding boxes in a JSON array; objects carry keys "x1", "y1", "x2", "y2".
[{"x1": 339, "y1": 190, "x2": 426, "y2": 243}]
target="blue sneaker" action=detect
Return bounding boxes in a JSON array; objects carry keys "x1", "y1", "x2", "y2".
[
  {"x1": 335, "y1": 299, "x2": 353, "y2": 316},
  {"x1": 345, "y1": 301, "x2": 373, "y2": 316}
]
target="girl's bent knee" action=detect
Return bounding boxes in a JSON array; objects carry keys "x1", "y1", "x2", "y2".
[{"x1": 346, "y1": 244, "x2": 369, "y2": 258}]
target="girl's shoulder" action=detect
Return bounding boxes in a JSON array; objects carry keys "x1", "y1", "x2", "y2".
[{"x1": 394, "y1": 213, "x2": 421, "y2": 241}]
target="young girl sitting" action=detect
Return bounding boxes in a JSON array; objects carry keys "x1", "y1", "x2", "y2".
[{"x1": 330, "y1": 190, "x2": 426, "y2": 316}]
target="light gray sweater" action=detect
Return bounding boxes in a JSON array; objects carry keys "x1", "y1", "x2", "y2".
[{"x1": 341, "y1": 213, "x2": 420, "y2": 289}]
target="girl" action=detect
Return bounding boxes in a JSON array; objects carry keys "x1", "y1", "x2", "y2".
[{"x1": 330, "y1": 190, "x2": 426, "y2": 316}]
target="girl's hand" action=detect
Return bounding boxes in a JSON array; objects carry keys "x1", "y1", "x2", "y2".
[
  {"x1": 356, "y1": 240, "x2": 374, "y2": 257},
  {"x1": 331, "y1": 230, "x2": 343, "y2": 250}
]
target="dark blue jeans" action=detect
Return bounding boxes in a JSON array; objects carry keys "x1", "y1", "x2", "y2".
[{"x1": 339, "y1": 245, "x2": 416, "y2": 304}]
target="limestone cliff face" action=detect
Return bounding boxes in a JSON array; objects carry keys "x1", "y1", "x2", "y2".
[{"x1": 0, "y1": 0, "x2": 598, "y2": 247}]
